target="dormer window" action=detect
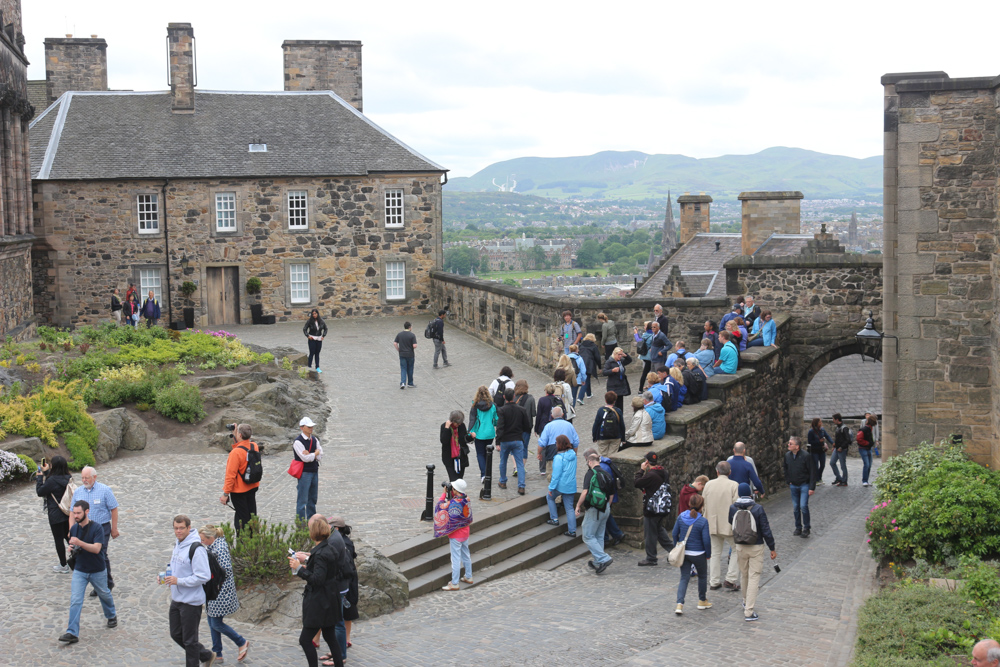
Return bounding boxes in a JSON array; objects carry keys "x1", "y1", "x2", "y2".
[{"x1": 248, "y1": 143, "x2": 267, "y2": 152}]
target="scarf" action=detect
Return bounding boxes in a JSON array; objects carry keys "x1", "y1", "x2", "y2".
[
  {"x1": 434, "y1": 494, "x2": 472, "y2": 538},
  {"x1": 450, "y1": 424, "x2": 461, "y2": 459}
]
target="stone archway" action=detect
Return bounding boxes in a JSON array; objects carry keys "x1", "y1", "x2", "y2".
[{"x1": 789, "y1": 341, "x2": 866, "y2": 428}]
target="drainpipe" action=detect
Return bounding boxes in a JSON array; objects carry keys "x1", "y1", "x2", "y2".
[{"x1": 161, "y1": 180, "x2": 174, "y2": 326}]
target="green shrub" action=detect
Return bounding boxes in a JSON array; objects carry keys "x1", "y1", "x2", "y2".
[
  {"x1": 37, "y1": 326, "x2": 60, "y2": 344},
  {"x1": 874, "y1": 438, "x2": 968, "y2": 503},
  {"x1": 65, "y1": 432, "x2": 96, "y2": 471},
  {"x1": 960, "y1": 557, "x2": 1000, "y2": 609},
  {"x1": 135, "y1": 402, "x2": 151, "y2": 412},
  {"x1": 853, "y1": 581, "x2": 993, "y2": 666},
  {"x1": 219, "y1": 516, "x2": 312, "y2": 587},
  {"x1": 17, "y1": 454, "x2": 37, "y2": 476},
  {"x1": 281, "y1": 356, "x2": 293, "y2": 371},
  {"x1": 154, "y1": 381, "x2": 205, "y2": 423}
]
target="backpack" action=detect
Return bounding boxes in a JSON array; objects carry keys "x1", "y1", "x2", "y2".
[
  {"x1": 424, "y1": 321, "x2": 435, "y2": 339},
  {"x1": 572, "y1": 356, "x2": 585, "y2": 378},
  {"x1": 636, "y1": 337, "x2": 649, "y2": 356},
  {"x1": 237, "y1": 443, "x2": 263, "y2": 484},
  {"x1": 189, "y1": 543, "x2": 227, "y2": 602},
  {"x1": 587, "y1": 467, "x2": 612, "y2": 512},
  {"x1": 601, "y1": 458, "x2": 626, "y2": 491},
  {"x1": 732, "y1": 506, "x2": 759, "y2": 545},
  {"x1": 596, "y1": 407, "x2": 621, "y2": 440},
  {"x1": 493, "y1": 378, "x2": 508, "y2": 407},
  {"x1": 54, "y1": 476, "x2": 78, "y2": 516},
  {"x1": 645, "y1": 480, "x2": 672, "y2": 515}
]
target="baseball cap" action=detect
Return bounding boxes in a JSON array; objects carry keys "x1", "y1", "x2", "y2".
[{"x1": 299, "y1": 417, "x2": 316, "y2": 427}]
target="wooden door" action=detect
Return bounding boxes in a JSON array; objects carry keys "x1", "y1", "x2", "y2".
[{"x1": 206, "y1": 267, "x2": 241, "y2": 326}]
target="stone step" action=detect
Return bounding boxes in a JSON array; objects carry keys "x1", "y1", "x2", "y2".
[{"x1": 533, "y1": 542, "x2": 592, "y2": 571}]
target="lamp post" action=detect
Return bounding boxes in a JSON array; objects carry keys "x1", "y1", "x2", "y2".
[{"x1": 855, "y1": 311, "x2": 898, "y2": 363}]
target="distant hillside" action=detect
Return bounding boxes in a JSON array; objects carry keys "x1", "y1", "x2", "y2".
[{"x1": 446, "y1": 147, "x2": 882, "y2": 201}]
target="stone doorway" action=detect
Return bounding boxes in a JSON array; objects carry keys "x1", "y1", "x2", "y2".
[{"x1": 206, "y1": 266, "x2": 240, "y2": 326}]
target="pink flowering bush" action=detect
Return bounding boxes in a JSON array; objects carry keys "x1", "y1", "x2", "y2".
[{"x1": 865, "y1": 499, "x2": 907, "y2": 562}]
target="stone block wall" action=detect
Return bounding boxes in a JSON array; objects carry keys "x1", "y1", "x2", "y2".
[
  {"x1": 739, "y1": 191, "x2": 803, "y2": 255},
  {"x1": 283, "y1": 40, "x2": 363, "y2": 112},
  {"x1": 677, "y1": 194, "x2": 711, "y2": 244},
  {"x1": 882, "y1": 73, "x2": 998, "y2": 466},
  {"x1": 43, "y1": 37, "x2": 108, "y2": 105},
  {"x1": 0, "y1": 237, "x2": 34, "y2": 340},
  {"x1": 725, "y1": 254, "x2": 883, "y2": 426},
  {"x1": 31, "y1": 173, "x2": 443, "y2": 327},
  {"x1": 430, "y1": 271, "x2": 725, "y2": 372}
]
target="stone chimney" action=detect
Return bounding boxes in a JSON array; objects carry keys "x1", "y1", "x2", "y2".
[
  {"x1": 167, "y1": 23, "x2": 196, "y2": 114},
  {"x1": 676, "y1": 192, "x2": 712, "y2": 244},
  {"x1": 282, "y1": 40, "x2": 363, "y2": 112},
  {"x1": 44, "y1": 36, "x2": 108, "y2": 105},
  {"x1": 738, "y1": 191, "x2": 804, "y2": 255}
]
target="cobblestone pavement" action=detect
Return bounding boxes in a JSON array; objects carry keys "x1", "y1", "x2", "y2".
[{"x1": 0, "y1": 318, "x2": 880, "y2": 665}]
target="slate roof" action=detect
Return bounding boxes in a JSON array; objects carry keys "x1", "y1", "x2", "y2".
[
  {"x1": 633, "y1": 233, "x2": 742, "y2": 299},
  {"x1": 803, "y1": 355, "x2": 881, "y2": 420},
  {"x1": 30, "y1": 91, "x2": 445, "y2": 180},
  {"x1": 753, "y1": 234, "x2": 813, "y2": 256},
  {"x1": 27, "y1": 80, "x2": 48, "y2": 116}
]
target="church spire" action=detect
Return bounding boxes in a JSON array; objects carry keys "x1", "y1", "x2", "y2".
[
  {"x1": 663, "y1": 190, "x2": 677, "y2": 252},
  {"x1": 849, "y1": 210, "x2": 858, "y2": 247}
]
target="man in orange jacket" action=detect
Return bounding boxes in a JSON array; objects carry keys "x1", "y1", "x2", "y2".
[{"x1": 220, "y1": 424, "x2": 260, "y2": 535}]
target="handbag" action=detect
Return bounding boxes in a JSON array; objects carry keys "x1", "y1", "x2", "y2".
[
  {"x1": 667, "y1": 522, "x2": 694, "y2": 567},
  {"x1": 287, "y1": 459, "x2": 304, "y2": 479}
]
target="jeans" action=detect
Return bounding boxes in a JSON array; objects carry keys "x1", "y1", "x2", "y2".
[
  {"x1": 433, "y1": 339, "x2": 448, "y2": 366},
  {"x1": 811, "y1": 451, "x2": 826, "y2": 480},
  {"x1": 643, "y1": 514, "x2": 673, "y2": 562},
  {"x1": 67, "y1": 568, "x2": 116, "y2": 636},
  {"x1": 579, "y1": 376, "x2": 592, "y2": 400},
  {"x1": 398, "y1": 356, "x2": 415, "y2": 385},
  {"x1": 860, "y1": 447, "x2": 873, "y2": 483},
  {"x1": 170, "y1": 600, "x2": 212, "y2": 667},
  {"x1": 207, "y1": 614, "x2": 246, "y2": 657},
  {"x1": 677, "y1": 553, "x2": 708, "y2": 603},
  {"x1": 604, "y1": 512, "x2": 625, "y2": 541},
  {"x1": 830, "y1": 448, "x2": 848, "y2": 483},
  {"x1": 736, "y1": 543, "x2": 765, "y2": 616},
  {"x1": 546, "y1": 490, "x2": 577, "y2": 533},
  {"x1": 521, "y1": 432, "x2": 531, "y2": 461},
  {"x1": 789, "y1": 483, "x2": 811, "y2": 530},
  {"x1": 307, "y1": 338, "x2": 323, "y2": 369},
  {"x1": 748, "y1": 337, "x2": 764, "y2": 347},
  {"x1": 582, "y1": 507, "x2": 611, "y2": 564},
  {"x1": 498, "y1": 440, "x2": 525, "y2": 487},
  {"x1": 449, "y1": 538, "x2": 472, "y2": 585},
  {"x1": 474, "y1": 439, "x2": 492, "y2": 480},
  {"x1": 296, "y1": 471, "x2": 318, "y2": 521}
]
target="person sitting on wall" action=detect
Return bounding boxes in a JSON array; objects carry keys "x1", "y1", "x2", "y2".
[{"x1": 714, "y1": 331, "x2": 739, "y2": 375}]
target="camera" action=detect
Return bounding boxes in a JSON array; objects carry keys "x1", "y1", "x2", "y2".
[
  {"x1": 226, "y1": 423, "x2": 237, "y2": 439},
  {"x1": 441, "y1": 481, "x2": 453, "y2": 498}
]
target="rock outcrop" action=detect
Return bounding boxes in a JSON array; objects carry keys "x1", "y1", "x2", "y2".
[{"x1": 92, "y1": 408, "x2": 148, "y2": 462}]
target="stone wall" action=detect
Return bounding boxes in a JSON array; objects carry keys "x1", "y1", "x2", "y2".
[
  {"x1": 0, "y1": 237, "x2": 34, "y2": 340},
  {"x1": 725, "y1": 253, "x2": 883, "y2": 427},
  {"x1": 43, "y1": 37, "x2": 108, "y2": 105},
  {"x1": 32, "y1": 173, "x2": 443, "y2": 327},
  {"x1": 677, "y1": 194, "x2": 711, "y2": 244},
  {"x1": 739, "y1": 191, "x2": 803, "y2": 255},
  {"x1": 430, "y1": 271, "x2": 725, "y2": 372},
  {"x1": 882, "y1": 72, "x2": 998, "y2": 466},
  {"x1": 283, "y1": 40, "x2": 363, "y2": 112}
]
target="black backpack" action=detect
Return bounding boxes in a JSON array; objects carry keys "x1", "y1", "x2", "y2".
[
  {"x1": 188, "y1": 543, "x2": 227, "y2": 602},
  {"x1": 237, "y1": 443, "x2": 263, "y2": 484},
  {"x1": 645, "y1": 481, "x2": 672, "y2": 515},
  {"x1": 596, "y1": 407, "x2": 621, "y2": 440},
  {"x1": 601, "y1": 458, "x2": 626, "y2": 491},
  {"x1": 493, "y1": 378, "x2": 508, "y2": 407},
  {"x1": 424, "y1": 321, "x2": 435, "y2": 339},
  {"x1": 636, "y1": 336, "x2": 649, "y2": 355}
]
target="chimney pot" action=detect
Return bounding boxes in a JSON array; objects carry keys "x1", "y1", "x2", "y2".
[{"x1": 166, "y1": 23, "x2": 196, "y2": 114}]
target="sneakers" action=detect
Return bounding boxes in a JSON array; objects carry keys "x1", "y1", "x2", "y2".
[
  {"x1": 675, "y1": 603, "x2": 683, "y2": 615},
  {"x1": 723, "y1": 580, "x2": 740, "y2": 591},
  {"x1": 745, "y1": 612, "x2": 760, "y2": 622},
  {"x1": 577, "y1": 399, "x2": 585, "y2": 405},
  {"x1": 400, "y1": 383, "x2": 405, "y2": 390},
  {"x1": 441, "y1": 583, "x2": 460, "y2": 591},
  {"x1": 595, "y1": 558, "x2": 613, "y2": 574},
  {"x1": 444, "y1": 362, "x2": 452, "y2": 367},
  {"x1": 202, "y1": 655, "x2": 216, "y2": 667},
  {"x1": 52, "y1": 564, "x2": 70, "y2": 574},
  {"x1": 862, "y1": 481, "x2": 871, "y2": 487},
  {"x1": 58, "y1": 633, "x2": 79, "y2": 644},
  {"x1": 564, "y1": 531, "x2": 577, "y2": 538},
  {"x1": 801, "y1": 529, "x2": 811, "y2": 538},
  {"x1": 588, "y1": 560, "x2": 596, "y2": 570},
  {"x1": 793, "y1": 528, "x2": 802, "y2": 536},
  {"x1": 697, "y1": 600, "x2": 712, "y2": 610},
  {"x1": 545, "y1": 519, "x2": 560, "y2": 526},
  {"x1": 610, "y1": 535, "x2": 625, "y2": 547},
  {"x1": 637, "y1": 559, "x2": 657, "y2": 566},
  {"x1": 498, "y1": 482, "x2": 507, "y2": 490},
  {"x1": 315, "y1": 368, "x2": 322, "y2": 374},
  {"x1": 460, "y1": 576, "x2": 474, "y2": 584},
  {"x1": 107, "y1": 616, "x2": 118, "y2": 628},
  {"x1": 816, "y1": 480, "x2": 824, "y2": 485},
  {"x1": 408, "y1": 384, "x2": 416, "y2": 388}
]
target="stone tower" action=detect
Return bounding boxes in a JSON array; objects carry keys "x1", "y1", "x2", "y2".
[
  {"x1": 44, "y1": 36, "x2": 108, "y2": 105},
  {"x1": 738, "y1": 191, "x2": 803, "y2": 255},
  {"x1": 167, "y1": 23, "x2": 196, "y2": 114},
  {"x1": 848, "y1": 210, "x2": 858, "y2": 247},
  {"x1": 662, "y1": 190, "x2": 677, "y2": 252},
  {"x1": 677, "y1": 193, "x2": 712, "y2": 244},
  {"x1": 282, "y1": 40, "x2": 363, "y2": 112}
]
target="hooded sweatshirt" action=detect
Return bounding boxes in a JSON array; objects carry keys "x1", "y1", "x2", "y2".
[
  {"x1": 728, "y1": 496, "x2": 776, "y2": 550},
  {"x1": 672, "y1": 510, "x2": 711, "y2": 556},
  {"x1": 170, "y1": 527, "x2": 211, "y2": 605},
  {"x1": 469, "y1": 400, "x2": 497, "y2": 440},
  {"x1": 644, "y1": 401, "x2": 666, "y2": 440}
]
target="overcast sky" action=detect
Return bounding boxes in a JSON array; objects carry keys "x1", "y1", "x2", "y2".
[{"x1": 24, "y1": 1, "x2": 1000, "y2": 177}]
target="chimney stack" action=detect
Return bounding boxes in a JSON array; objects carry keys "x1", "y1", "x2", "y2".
[
  {"x1": 282, "y1": 40, "x2": 363, "y2": 112},
  {"x1": 676, "y1": 193, "x2": 712, "y2": 244},
  {"x1": 738, "y1": 191, "x2": 804, "y2": 255},
  {"x1": 44, "y1": 36, "x2": 108, "y2": 105},
  {"x1": 167, "y1": 23, "x2": 196, "y2": 114}
]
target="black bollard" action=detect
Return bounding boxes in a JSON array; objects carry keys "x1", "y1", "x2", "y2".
[
  {"x1": 481, "y1": 444, "x2": 495, "y2": 500},
  {"x1": 419, "y1": 464, "x2": 436, "y2": 521}
]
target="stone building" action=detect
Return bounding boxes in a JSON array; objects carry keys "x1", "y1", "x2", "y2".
[
  {"x1": 29, "y1": 23, "x2": 446, "y2": 328},
  {"x1": 0, "y1": 0, "x2": 34, "y2": 340},
  {"x1": 881, "y1": 70, "x2": 998, "y2": 466}
]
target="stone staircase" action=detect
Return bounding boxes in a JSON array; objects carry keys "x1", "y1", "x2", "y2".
[{"x1": 382, "y1": 492, "x2": 590, "y2": 599}]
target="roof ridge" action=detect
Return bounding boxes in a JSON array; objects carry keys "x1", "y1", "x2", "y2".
[{"x1": 37, "y1": 92, "x2": 74, "y2": 180}]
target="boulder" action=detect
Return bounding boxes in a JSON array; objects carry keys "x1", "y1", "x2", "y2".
[
  {"x1": 355, "y1": 541, "x2": 408, "y2": 619},
  {"x1": 1, "y1": 436, "x2": 46, "y2": 459},
  {"x1": 230, "y1": 579, "x2": 304, "y2": 629},
  {"x1": 92, "y1": 408, "x2": 147, "y2": 462},
  {"x1": 201, "y1": 380, "x2": 259, "y2": 407},
  {"x1": 120, "y1": 412, "x2": 148, "y2": 451}
]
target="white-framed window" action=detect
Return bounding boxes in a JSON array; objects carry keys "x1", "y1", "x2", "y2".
[
  {"x1": 385, "y1": 189, "x2": 404, "y2": 228},
  {"x1": 290, "y1": 263, "x2": 310, "y2": 303},
  {"x1": 137, "y1": 194, "x2": 159, "y2": 233},
  {"x1": 139, "y1": 268, "x2": 162, "y2": 303},
  {"x1": 386, "y1": 261, "x2": 405, "y2": 300},
  {"x1": 288, "y1": 190, "x2": 308, "y2": 229},
  {"x1": 215, "y1": 193, "x2": 237, "y2": 231}
]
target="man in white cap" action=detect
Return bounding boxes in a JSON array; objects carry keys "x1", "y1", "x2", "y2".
[{"x1": 293, "y1": 417, "x2": 324, "y2": 522}]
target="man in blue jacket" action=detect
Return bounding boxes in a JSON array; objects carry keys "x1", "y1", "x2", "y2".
[
  {"x1": 141, "y1": 290, "x2": 161, "y2": 328},
  {"x1": 728, "y1": 442, "x2": 765, "y2": 496},
  {"x1": 728, "y1": 483, "x2": 777, "y2": 622},
  {"x1": 642, "y1": 392, "x2": 666, "y2": 440}
]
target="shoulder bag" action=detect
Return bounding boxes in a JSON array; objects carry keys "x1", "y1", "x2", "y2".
[
  {"x1": 667, "y1": 522, "x2": 694, "y2": 567},
  {"x1": 287, "y1": 437, "x2": 314, "y2": 479}
]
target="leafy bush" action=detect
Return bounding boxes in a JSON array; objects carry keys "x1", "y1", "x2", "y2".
[
  {"x1": 136, "y1": 402, "x2": 151, "y2": 412},
  {"x1": 154, "y1": 381, "x2": 205, "y2": 423},
  {"x1": 874, "y1": 438, "x2": 968, "y2": 503},
  {"x1": 281, "y1": 357, "x2": 293, "y2": 371},
  {"x1": 17, "y1": 454, "x2": 37, "y2": 476},
  {"x1": 853, "y1": 581, "x2": 994, "y2": 666},
  {"x1": 0, "y1": 449, "x2": 28, "y2": 486},
  {"x1": 245, "y1": 276, "x2": 262, "y2": 295},
  {"x1": 37, "y1": 325, "x2": 60, "y2": 344},
  {"x1": 219, "y1": 516, "x2": 312, "y2": 587},
  {"x1": 960, "y1": 557, "x2": 1000, "y2": 609},
  {"x1": 65, "y1": 432, "x2": 96, "y2": 471}
]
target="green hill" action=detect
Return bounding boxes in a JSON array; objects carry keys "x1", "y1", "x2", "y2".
[{"x1": 446, "y1": 147, "x2": 882, "y2": 201}]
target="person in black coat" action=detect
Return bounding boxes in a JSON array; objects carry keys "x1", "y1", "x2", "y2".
[
  {"x1": 303, "y1": 309, "x2": 328, "y2": 373},
  {"x1": 290, "y1": 516, "x2": 343, "y2": 667},
  {"x1": 440, "y1": 411, "x2": 473, "y2": 482},
  {"x1": 602, "y1": 347, "x2": 632, "y2": 413},
  {"x1": 35, "y1": 455, "x2": 72, "y2": 573},
  {"x1": 578, "y1": 334, "x2": 602, "y2": 399}
]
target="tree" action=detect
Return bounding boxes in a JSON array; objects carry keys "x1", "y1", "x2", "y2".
[
  {"x1": 502, "y1": 278, "x2": 519, "y2": 286},
  {"x1": 628, "y1": 241, "x2": 651, "y2": 256},
  {"x1": 444, "y1": 246, "x2": 481, "y2": 275},
  {"x1": 610, "y1": 256, "x2": 638, "y2": 275},
  {"x1": 603, "y1": 242, "x2": 630, "y2": 263},
  {"x1": 575, "y1": 239, "x2": 602, "y2": 269},
  {"x1": 528, "y1": 245, "x2": 548, "y2": 270}
]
